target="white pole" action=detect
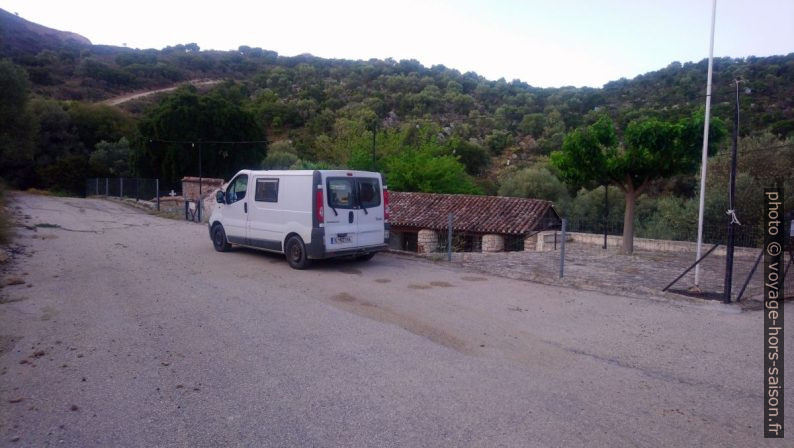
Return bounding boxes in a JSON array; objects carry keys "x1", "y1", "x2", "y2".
[{"x1": 694, "y1": 0, "x2": 717, "y2": 288}]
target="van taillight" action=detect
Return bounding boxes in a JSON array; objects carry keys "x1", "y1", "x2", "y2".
[
  {"x1": 316, "y1": 189, "x2": 324, "y2": 223},
  {"x1": 383, "y1": 189, "x2": 389, "y2": 221}
]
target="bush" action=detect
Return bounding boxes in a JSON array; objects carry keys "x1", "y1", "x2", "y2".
[
  {"x1": 262, "y1": 151, "x2": 298, "y2": 170},
  {"x1": 498, "y1": 165, "x2": 570, "y2": 210}
]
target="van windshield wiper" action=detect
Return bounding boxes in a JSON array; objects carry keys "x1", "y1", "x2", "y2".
[
  {"x1": 331, "y1": 205, "x2": 338, "y2": 216},
  {"x1": 360, "y1": 205, "x2": 368, "y2": 215}
]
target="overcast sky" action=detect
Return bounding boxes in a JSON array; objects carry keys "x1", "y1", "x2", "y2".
[{"x1": 3, "y1": 0, "x2": 793, "y2": 87}]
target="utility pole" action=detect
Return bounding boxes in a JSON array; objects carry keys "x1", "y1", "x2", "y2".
[
  {"x1": 603, "y1": 184, "x2": 608, "y2": 250},
  {"x1": 723, "y1": 79, "x2": 741, "y2": 303},
  {"x1": 371, "y1": 120, "x2": 377, "y2": 171},
  {"x1": 194, "y1": 140, "x2": 203, "y2": 222},
  {"x1": 694, "y1": 0, "x2": 718, "y2": 288}
]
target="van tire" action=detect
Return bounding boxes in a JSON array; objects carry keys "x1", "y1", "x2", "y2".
[
  {"x1": 212, "y1": 225, "x2": 232, "y2": 252},
  {"x1": 355, "y1": 252, "x2": 376, "y2": 262},
  {"x1": 285, "y1": 236, "x2": 311, "y2": 269}
]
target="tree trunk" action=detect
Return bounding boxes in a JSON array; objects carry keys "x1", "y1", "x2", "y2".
[{"x1": 621, "y1": 188, "x2": 636, "y2": 255}]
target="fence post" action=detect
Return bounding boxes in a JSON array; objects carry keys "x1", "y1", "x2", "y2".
[
  {"x1": 95, "y1": 178, "x2": 99, "y2": 196},
  {"x1": 559, "y1": 219, "x2": 567, "y2": 278},
  {"x1": 105, "y1": 178, "x2": 109, "y2": 196},
  {"x1": 447, "y1": 212, "x2": 453, "y2": 262},
  {"x1": 119, "y1": 178, "x2": 123, "y2": 198},
  {"x1": 198, "y1": 199, "x2": 202, "y2": 223},
  {"x1": 156, "y1": 179, "x2": 160, "y2": 211},
  {"x1": 135, "y1": 177, "x2": 140, "y2": 202}
]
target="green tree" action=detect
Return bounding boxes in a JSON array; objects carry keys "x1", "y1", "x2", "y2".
[
  {"x1": 262, "y1": 151, "x2": 298, "y2": 169},
  {"x1": 551, "y1": 114, "x2": 725, "y2": 254},
  {"x1": 136, "y1": 86, "x2": 267, "y2": 185},
  {"x1": 445, "y1": 137, "x2": 490, "y2": 175},
  {"x1": 90, "y1": 137, "x2": 132, "y2": 176},
  {"x1": 497, "y1": 164, "x2": 571, "y2": 210},
  {"x1": 0, "y1": 60, "x2": 37, "y2": 186},
  {"x1": 384, "y1": 147, "x2": 481, "y2": 194}
]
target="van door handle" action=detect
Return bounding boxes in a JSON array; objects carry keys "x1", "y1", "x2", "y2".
[
  {"x1": 348, "y1": 211, "x2": 354, "y2": 223},
  {"x1": 244, "y1": 202, "x2": 248, "y2": 213}
]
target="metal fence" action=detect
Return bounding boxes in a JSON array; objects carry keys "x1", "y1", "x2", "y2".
[
  {"x1": 565, "y1": 220, "x2": 765, "y2": 249},
  {"x1": 85, "y1": 177, "x2": 162, "y2": 210}
]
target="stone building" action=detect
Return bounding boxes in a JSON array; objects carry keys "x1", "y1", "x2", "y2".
[
  {"x1": 181, "y1": 177, "x2": 225, "y2": 222},
  {"x1": 182, "y1": 177, "x2": 225, "y2": 201},
  {"x1": 388, "y1": 192, "x2": 561, "y2": 253}
]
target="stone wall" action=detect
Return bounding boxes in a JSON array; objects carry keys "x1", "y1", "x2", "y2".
[
  {"x1": 524, "y1": 233, "x2": 538, "y2": 251},
  {"x1": 482, "y1": 234, "x2": 504, "y2": 252},
  {"x1": 182, "y1": 177, "x2": 225, "y2": 201},
  {"x1": 417, "y1": 229, "x2": 438, "y2": 253}
]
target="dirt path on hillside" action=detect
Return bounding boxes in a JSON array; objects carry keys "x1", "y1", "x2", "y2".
[{"x1": 100, "y1": 79, "x2": 222, "y2": 106}]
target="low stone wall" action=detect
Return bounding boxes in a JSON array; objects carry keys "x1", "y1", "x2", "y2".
[{"x1": 534, "y1": 230, "x2": 760, "y2": 257}]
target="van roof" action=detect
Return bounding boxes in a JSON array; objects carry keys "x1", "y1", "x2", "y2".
[{"x1": 238, "y1": 169, "x2": 382, "y2": 177}]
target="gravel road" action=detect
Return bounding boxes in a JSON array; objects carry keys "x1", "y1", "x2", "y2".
[{"x1": 0, "y1": 193, "x2": 790, "y2": 447}]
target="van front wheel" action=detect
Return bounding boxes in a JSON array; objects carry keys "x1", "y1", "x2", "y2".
[
  {"x1": 285, "y1": 236, "x2": 311, "y2": 270},
  {"x1": 212, "y1": 225, "x2": 231, "y2": 252}
]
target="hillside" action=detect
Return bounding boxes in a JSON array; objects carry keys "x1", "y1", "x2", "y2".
[
  {"x1": 0, "y1": 10, "x2": 791, "y2": 215},
  {"x1": 0, "y1": 9, "x2": 90, "y2": 55},
  {"x1": 2, "y1": 8, "x2": 792, "y2": 138}
]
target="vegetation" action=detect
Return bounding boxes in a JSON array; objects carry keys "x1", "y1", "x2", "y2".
[
  {"x1": 550, "y1": 114, "x2": 726, "y2": 253},
  {"x1": 0, "y1": 10, "x2": 791, "y2": 244}
]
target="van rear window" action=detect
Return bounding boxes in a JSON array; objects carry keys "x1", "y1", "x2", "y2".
[
  {"x1": 328, "y1": 178, "x2": 354, "y2": 209},
  {"x1": 358, "y1": 178, "x2": 381, "y2": 208}
]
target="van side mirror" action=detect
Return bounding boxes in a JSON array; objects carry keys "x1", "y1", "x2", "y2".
[{"x1": 215, "y1": 190, "x2": 225, "y2": 204}]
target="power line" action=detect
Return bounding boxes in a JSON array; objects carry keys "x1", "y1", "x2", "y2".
[{"x1": 146, "y1": 137, "x2": 268, "y2": 144}]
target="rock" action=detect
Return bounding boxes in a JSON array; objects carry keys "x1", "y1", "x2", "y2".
[{"x1": 4, "y1": 277, "x2": 25, "y2": 286}]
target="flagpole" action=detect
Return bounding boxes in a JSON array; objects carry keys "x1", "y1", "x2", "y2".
[{"x1": 694, "y1": 0, "x2": 717, "y2": 288}]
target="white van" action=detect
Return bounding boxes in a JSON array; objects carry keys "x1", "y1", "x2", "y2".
[{"x1": 208, "y1": 169, "x2": 389, "y2": 269}]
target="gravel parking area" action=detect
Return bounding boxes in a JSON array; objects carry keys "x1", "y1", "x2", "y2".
[{"x1": 0, "y1": 193, "x2": 790, "y2": 447}]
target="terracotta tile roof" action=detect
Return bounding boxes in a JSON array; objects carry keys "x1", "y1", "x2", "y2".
[{"x1": 389, "y1": 192, "x2": 558, "y2": 235}]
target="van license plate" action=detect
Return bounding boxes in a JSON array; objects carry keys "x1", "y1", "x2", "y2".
[{"x1": 331, "y1": 236, "x2": 351, "y2": 244}]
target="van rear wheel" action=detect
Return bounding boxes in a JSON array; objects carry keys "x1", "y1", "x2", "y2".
[
  {"x1": 212, "y1": 225, "x2": 231, "y2": 252},
  {"x1": 285, "y1": 236, "x2": 311, "y2": 269}
]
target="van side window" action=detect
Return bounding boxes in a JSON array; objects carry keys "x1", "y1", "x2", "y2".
[
  {"x1": 255, "y1": 178, "x2": 279, "y2": 202},
  {"x1": 358, "y1": 178, "x2": 380, "y2": 208},
  {"x1": 327, "y1": 178, "x2": 354, "y2": 209},
  {"x1": 226, "y1": 175, "x2": 248, "y2": 204}
]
